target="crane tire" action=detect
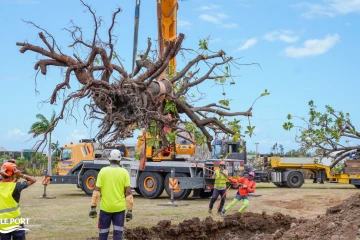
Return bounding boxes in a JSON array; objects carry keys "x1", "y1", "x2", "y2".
[
  {"x1": 139, "y1": 172, "x2": 164, "y2": 199},
  {"x1": 82, "y1": 170, "x2": 98, "y2": 195}
]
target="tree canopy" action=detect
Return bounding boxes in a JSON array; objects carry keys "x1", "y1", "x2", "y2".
[{"x1": 283, "y1": 100, "x2": 360, "y2": 168}]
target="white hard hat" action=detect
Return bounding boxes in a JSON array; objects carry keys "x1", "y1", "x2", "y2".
[{"x1": 109, "y1": 149, "x2": 122, "y2": 161}]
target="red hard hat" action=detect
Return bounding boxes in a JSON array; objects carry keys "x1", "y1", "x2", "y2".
[
  {"x1": 219, "y1": 161, "x2": 226, "y2": 166},
  {"x1": 0, "y1": 162, "x2": 17, "y2": 177}
]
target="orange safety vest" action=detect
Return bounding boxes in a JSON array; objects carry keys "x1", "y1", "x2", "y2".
[{"x1": 237, "y1": 177, "x2": 256, "y2": 196}]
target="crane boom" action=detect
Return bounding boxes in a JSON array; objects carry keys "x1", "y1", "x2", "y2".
[{"x1": 157, "y1": 0, "x2": 178, "y2": 75}]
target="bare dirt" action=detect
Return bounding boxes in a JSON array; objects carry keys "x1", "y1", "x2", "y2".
[
  {"x1": 124, "y1": 193, "x2": 360, "y2": 240},
  {"x1": 277, "y1": 193, "x2": 360, "y2": 240}
]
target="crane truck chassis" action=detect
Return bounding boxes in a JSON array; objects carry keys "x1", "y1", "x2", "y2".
[{"x1": 50, "y1": 157, "x2": 244, "y2": 200}]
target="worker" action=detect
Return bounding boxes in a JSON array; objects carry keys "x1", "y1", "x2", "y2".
[
  {"x1": 89, "y1": 149, "x2": 133, "y2": 240},
  {"x1": 208, "y1": 161, "x2": 228, "y2": 216},
  {"x1": 221, "y1": 171, "x2": 256, "y2": 216},
  {"x1": 0, "y1": 161, "x2": 36, "y2": 240}
]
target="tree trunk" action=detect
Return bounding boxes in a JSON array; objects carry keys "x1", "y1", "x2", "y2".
[{"x1": 48, "y1": 133, "x2": 52, "y2": 176}]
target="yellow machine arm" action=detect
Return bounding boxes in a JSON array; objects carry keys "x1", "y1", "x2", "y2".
[{"x1": 157, "y1": 0, "x2": 178, "y2": 75}]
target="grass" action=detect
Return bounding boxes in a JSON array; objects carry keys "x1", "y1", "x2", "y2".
[{"x1": 17, "y1": 178, "x2": 359, "y2": 240}]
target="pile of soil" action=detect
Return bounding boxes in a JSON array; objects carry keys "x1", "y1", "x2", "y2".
[
  {"x1": 123, "y1": 193, "x2": 360, "y2": 240},
  {"x1": 124, "y1": 212, "x2": 299, "y2": 240},
  {"x1": 277, "y1": 193, "x2": 360, "y2": 240}
]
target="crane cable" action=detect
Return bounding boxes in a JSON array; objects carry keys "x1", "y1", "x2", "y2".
[{"x1": 132, "y1": 0, "x2": 141, "y2": 72}]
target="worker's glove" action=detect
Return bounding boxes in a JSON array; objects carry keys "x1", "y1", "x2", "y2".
[
  {"x1": 89, "y1": 206, "x2": 97, "y2": 218},
  {"x1": 242, "y1": 184, "x2": 248, "y2": 189},
  {"x1": 126, "y1": 210, "x2": 133, "y2": 222}
]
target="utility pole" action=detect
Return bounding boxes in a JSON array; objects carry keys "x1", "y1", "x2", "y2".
[{"x1": 255, "y1": 143, "x2": 259, "y2": 166}]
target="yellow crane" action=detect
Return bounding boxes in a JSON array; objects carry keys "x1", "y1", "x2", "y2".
[{"x1": 132, "y1": 0, "x2": 194, "y2": 171}]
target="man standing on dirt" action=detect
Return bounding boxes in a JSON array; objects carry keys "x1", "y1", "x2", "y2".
[
  {"x1": 0, "y1": 161, "x2": 37, "y2": 240},
  {"x1": 89, "y1": 149, "x2": 133, "y2": 240},
  {"x1": 208, "y1": 161, "x2": 228, "y2": 216},
  {"x1": 221, "y1": 171, "x2": 256, "y2": 216}
]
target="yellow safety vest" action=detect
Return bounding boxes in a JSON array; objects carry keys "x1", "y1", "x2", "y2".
[
  {"x1": 0, "y1": 182, "x2": 22, "y2": 233},
  {"x1": 214, "y1": 169, "x2": 227, "y2": 189}
]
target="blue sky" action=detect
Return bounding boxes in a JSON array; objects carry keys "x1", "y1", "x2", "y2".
[{"x1": 1, "y1": 0, "x2": 360, "y2": 155}]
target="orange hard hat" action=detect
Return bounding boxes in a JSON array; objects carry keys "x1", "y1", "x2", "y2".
[
  {"x1": 0, "y1": 162, "x2": 17, "y2": 177},
  {"x1": 219, "y1": 161, "x2": 226, "y2": 166}
]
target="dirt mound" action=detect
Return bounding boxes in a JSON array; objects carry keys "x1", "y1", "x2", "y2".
[
  {"x1": 276, "y1": 193, "x2": 360, "y2": 240},
  {"x1": 98, "y1": 193, "x2": 360, "y2": 240},
  {"x1": 124, "y1": 212, "x2": 298, "y2": 240}
]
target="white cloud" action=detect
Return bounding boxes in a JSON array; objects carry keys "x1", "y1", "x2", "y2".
[
  {"x1": 66, "y1": 130, "x2": 88, "y2": 142},
  {"x1": 216, "y1": 13, "x2": 230, "y2": 19},
  {"x1": 199, "y1": 14, "x2": 220, "y2": 24},
  {"x1": 198, "y1": 4, "x2": 221, "y2": 11},
  {"x1": 209, "y1": 38, "x2": 222, "y2": 44},
  {"x1": 8, "y1": 128, "x2": 25, "y2": 136},
  {"x1": 237, "y1": 38, "x2": 258, "y2": 51},
  {"x1": 295, "y1": 0, "x2": 360, "y2": 18},
  {"x1": 199, "y1": 14, "x2": 238, "y2": 29},
  {"x1": 284, "y1": 34, "x2": 339, "y2": 58},
  {"x1": 222, "y1": 23, "x2": 238, "y2": 29},
  {"x1": 178, "y1": 20, "x2": 192, "y2": 27},
  {"x1": 263, "y1": 30, "x2": 300, "y2": 43}
]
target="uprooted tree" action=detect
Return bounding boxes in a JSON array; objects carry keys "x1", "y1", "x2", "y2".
[
  {"x1": 283, "y1": 100, "x2": 360, "y2": 168},
  {"x1": 17, "y1": 1, "x2": 268, "y2": 153}
]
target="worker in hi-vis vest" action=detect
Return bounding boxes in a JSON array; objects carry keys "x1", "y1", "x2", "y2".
[
  {"x1": 0, "y1": 160, "x2": 36, "y2": 240},
  {"x1": 208, "y1": 161, "x2": 228, "y2": 216}
]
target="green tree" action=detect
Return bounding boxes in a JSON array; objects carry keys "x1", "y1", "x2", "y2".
[
  {"x1": 270, "y1": 143, "x2": 284, "y2": 155},
  {"x1": 29, "y1": 111, "x2": 56, "y2": 175},
  {"x1": 284, "y1": 101, "x2": 359, "y2": 168},
  {"x1": 51, "y1": 140, "x2": 61, "y2": 158},
  {"x1": 279, "y1": 144, "x2": 284, "y2": 155}
]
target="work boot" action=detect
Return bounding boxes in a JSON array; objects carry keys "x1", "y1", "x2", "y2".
[
  {"x1": 219, "y1": 210, "x2": 226, "y2": 217},
  {"x1": 208, "y1": 208, "x2": 212, "y2": 214}
]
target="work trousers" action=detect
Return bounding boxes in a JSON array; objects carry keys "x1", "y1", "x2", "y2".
[
  {"x1": 98, "y1": 210, "x2": 125, "y2": 240},
  {"x1": 209, "y1": 188, "x2": 227, "y2": 212},
  {"x1": 0, "y1": 228, "x2": 26, "y2": 240},
  {"x1": 225, "y1": 192, "x2": 249, "y2": 213}
]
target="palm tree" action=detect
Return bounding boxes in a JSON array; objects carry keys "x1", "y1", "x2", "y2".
[
  {"x1": 29, "y1": 111, "x2": 56, "y2": 175},
  {"x1": 51, "y1": 141, "x2": 61, "y2": 158}
]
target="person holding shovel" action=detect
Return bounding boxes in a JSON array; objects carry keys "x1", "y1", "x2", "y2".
[
  {"x1": 208, "y1": 161, "x2": 228, "y2": 216},
  {"x1": 221, "y1": 171, "x2": 256, "y2": 216}
]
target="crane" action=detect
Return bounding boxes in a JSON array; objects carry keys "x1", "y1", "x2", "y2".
[
  {"x1": 132, "y1": 0, "x2": 178, "y2": 75},
  {"x1": 131, "y1": 0, "x2": 194, "y2": 171}
]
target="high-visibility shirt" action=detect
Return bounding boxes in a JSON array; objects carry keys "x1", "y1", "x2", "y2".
[
  {"x1": 214, "y1": 169, "x2": 228, "y2": 189},
  {"x1": 96, "y1": 166, "x2": 131, "y2": 213},
  {"x1": 0, "y1": 182, "x2": 22, "y2": 233},
  {"x1": 237, "y1": 177, "x2": 256, "y2": 196}
]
